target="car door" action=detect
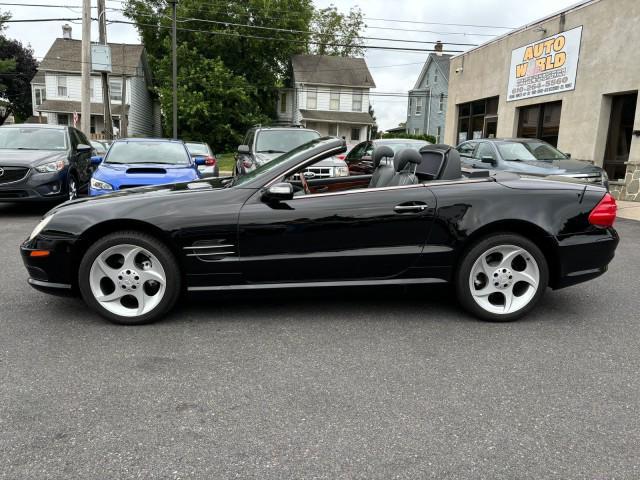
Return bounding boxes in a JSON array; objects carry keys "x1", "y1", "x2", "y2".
[
  {"x1": 237, "y1": 184, "x2": 437, "y2": 283},
  {"x1": 74, "y1": 128, "x2": 94, "y2": 182}
]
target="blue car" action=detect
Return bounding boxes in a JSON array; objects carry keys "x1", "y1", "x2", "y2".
[{"x1": 89, "y1": 138, "x2": 204, "y2": 196}]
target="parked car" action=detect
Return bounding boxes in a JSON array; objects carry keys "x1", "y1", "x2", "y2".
[
  {"x1": 456, "y1": 138, "x2": 608, "y2": 188},
  {"x1": 22, "y1": 137, "x2": 618, "y2": 325},
  {"x1": 345, "y1": 138, "x2": 431, "y2": 175},
  {"x1": 90, "y1": 140, "x2": 108, "y2": 156},
  {"x1": 185, "y1": 141, "x2": 218, "y2": 177},
  {"x1": 235, "y1": 126, "x2": 348, "y2": 178},
  {"x1": 88, "y1": 138, "x2": 202, "y2": 196},
  {"x1": 0, "y1": 124, "x2": 94, "y2": 202}
]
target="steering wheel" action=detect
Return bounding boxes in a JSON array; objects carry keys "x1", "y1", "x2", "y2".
[{"x1": 299, "y1": 171, "x2": 311, "y2": 195}]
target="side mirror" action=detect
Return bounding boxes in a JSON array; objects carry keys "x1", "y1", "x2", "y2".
[
  {"x1": 237, "y1": 145, "x2": 250, "y2": 154},
  {"x1": 262, "y1": 182, "x2": 294, "y2": 202},
  {"x1": 193, "y1": 156, "x2": 206, "y2": 166},
  {"x1": 90, "y1": 155, "x2": 103, "y2": 165},
  {"x1": 481, "y1": 155, "x2": 496, "y2": 165},
  {"x1": 565, "y1": 152, "x2": 571, "y2": 158},
  {"x1": 77, "y1": 143, "x2": 92, "y2": 152}
]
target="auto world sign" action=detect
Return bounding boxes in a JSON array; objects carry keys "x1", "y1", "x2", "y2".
[{"x1": 507, "y1": 26, "x2": 582, "y2": 102}]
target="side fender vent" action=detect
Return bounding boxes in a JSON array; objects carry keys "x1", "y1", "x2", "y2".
[{"x1": 183, "y1": 240, "x2": 236, "y2": 261}]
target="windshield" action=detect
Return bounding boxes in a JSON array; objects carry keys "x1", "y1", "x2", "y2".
[
  {"x1": 497, "y1": 141, "x2": 567, "y2": 161},
  {"x1": 382, "y1": 141, "x2": 429, "y2": 153},
  {"x1": 0, "y1": 127, "x2": 67, "y2": 151},
  {"x1": 255, "y1": 130, "x2": 320, "y2": 153},
  {"x1": 186, "y1": 142, "x2": 210, "y2": 155},
  {"x1": 91, "y1": 141, "x2": 106, "y2": 152},
  {"x1": 105, "y1": 141, "x2": 189, "y2": 165}
]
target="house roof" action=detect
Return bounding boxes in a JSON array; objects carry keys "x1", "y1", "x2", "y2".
[
  {"x1": 292, "y1": 55, "x2": 376, "y2": 88},
  {"x1": 39, "y1": 38, "x2": 145, "y2": 76},
  {"x1": 299, "y1": 109, "x2": 375, "y2": 125},
  {"x1": 32, "y1": 71, "x2": 45, "y2": 84},
  {"x1": 37, "y1": 99, "x2": 129, "y2": 116},
  {"x1": 413, "y1": 53, "x2": 452, "y2": 89}
]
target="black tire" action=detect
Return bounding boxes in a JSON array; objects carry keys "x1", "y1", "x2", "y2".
[
  {"x1": 456, "y1": 233, "x2": 549, "y2": 322},
  {"x1": 67, "y1": 172, "x2": 78, "y2": 200},
  {"x1": 78, "y1": 231, "x2": 181, "y2": 325}
]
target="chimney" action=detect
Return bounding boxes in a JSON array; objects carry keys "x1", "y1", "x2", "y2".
[
  {"x1": 62, "y1": 24, "x2": 72, "y2": 40},
  {"x1": 434, "y1": 40, "x2": 443, "y2": 55}
]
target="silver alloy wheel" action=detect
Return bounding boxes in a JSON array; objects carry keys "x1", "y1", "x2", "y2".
[
  {"x1": 468, "y1": 244, "x2": 540, "y2": 315},
  {"x1": 89, "y1": 244, "x2": 167, "y2": 318},
  {"x1": 68, "y1": 177, "x2": 77, "y2": 200}
]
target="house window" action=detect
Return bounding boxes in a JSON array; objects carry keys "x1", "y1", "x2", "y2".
[
  {"x1": 90, "y1": 77, "x2": 95, "y2": 100},
  {"x1": 408, "y1": 98, "x2": 412, "y2": 116},
  {"x1": 57, "y1": 113, "x2": 69, "y2": 125},
  {"x1": 328, "y1": 123, "x2": 338, "y2": 137},
  {"x1": 109, "y1": 78, "x2": 122, "y2": 102},
  {"x1": 434, "y1": 69, "x2": 439, "y2": 84},
  {"x1": 280, "y1": 92, "x2": 287, "y2": 113},
  {"x1": 436, "y1": 126, "x2": 441, "y2": 143},
  {"x1": 307, "y1": 87, "x2": 317, "y2": 109},
  {"x1": 415, "y1": 97, "x2": 423, "y2": 116},
  {"x1": 352, "y1": 91, "x2": 362, "y2": 111},
  {"x1": 90, "y1": 115, "x2": 96, "y2": 134},
  {"x1": 57, "y1": 76, "x2": 67, "y2": 97},
  {"x1": 34, "y1": 86, "x2": 46, "y2": 107},
  {"x1": 330, "y1": 89, "x2": 340, "y2": 110},
  {"x1": 439, "y1": 93, "x2": 445, "y2": 112},
  {"x1": 350, "y1": 127, "x2": 360, "y2": 141}
]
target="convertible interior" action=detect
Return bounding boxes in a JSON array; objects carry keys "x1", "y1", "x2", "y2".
[{"x1": 286, "y1": 144, "x2": 487, "y2": 196}]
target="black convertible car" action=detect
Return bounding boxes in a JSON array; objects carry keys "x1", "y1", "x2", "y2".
[{"x1": 21, "y1": 137, "x2": 618, "y2": 325}]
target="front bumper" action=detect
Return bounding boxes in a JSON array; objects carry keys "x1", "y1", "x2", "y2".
[
  {"x1": 21, "y1": 236, "x2": 79, "y2": 296},
  {"x1": 0, "y1": 169, "x2": 68, "y2": 202}
]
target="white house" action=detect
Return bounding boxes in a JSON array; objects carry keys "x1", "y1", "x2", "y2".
[
  {"x1": 277, "y1": 55, "x2": 376, "y2": 142},
  {"x1": 30, "y1": 25, "x2": 161, "y2": 138}
]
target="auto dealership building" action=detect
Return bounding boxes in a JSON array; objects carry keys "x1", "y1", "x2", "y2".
[{"x1": 445, "y1": 0, "x2": 640, "y2": 201}]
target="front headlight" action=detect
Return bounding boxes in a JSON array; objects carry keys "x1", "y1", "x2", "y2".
[
  {"x1": 91, "y1": 177, "x2": 113, "y2": 190},
  {"x1": 335, "y1": 166, "x2": 349, "y2": 177},
  {"x1": 29, "y1": 215, "x2": 53, "y2": 241},
  {"x1": 35, "y1": 159, "x2": 66, "y2": 173}
]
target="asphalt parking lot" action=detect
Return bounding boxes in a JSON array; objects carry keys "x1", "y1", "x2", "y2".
[{"x1": 1, "y1": 202, "x2": 639, "y2": 480}]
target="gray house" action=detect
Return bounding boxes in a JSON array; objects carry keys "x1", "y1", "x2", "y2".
[
  {"x1": 406, "y1": 44, "x2": 451, "y2": 143},
  {"x1": 30, "y1": 25, "x2": 161, "y2": 139}
]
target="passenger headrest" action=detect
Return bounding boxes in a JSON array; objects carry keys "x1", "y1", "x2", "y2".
[
  {"x1": 372, "y1": 145, "x2": 394, "y2": 168},
  {"x1": 439, "y1": 148, "x2": 462, "y2": 180},
  {"x1": 394, "y1": 148, "x2": 422, "y2": 172}
]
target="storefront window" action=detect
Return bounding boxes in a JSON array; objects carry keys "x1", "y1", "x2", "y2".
[
  {"x1": 457, "y1": 96, "x2": 499, "y2": 144},
  {"x1": 517, "y1": 101, "x2": 562, "y2": 146}
]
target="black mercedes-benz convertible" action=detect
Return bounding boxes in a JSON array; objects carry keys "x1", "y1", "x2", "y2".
[{"x1": 21, "y1": 137, "x2": 618, "y2": 325}]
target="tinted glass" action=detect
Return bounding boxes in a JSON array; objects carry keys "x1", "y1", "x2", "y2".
[
  {"x1": 105, "y1": 141, "x2": 189, "y2": 165},
  {"x1": 185, "y1": 142, "x2": 210, "y2": 155},
  {"x1": 0, "y1": 127, "x2": 67, "y2": 150},
  {"x1": 496, "y1": 143, "x2": 538, "y2": 161},
  {"x1": 523, "y1": 141, "x2": 567, "y2": 160},
  {"x1": 475, "y1": 143, "x2": 496, "y2": 160},
  {"x1": 255, "y1": 130, "x2": 320, "y2": 153}
]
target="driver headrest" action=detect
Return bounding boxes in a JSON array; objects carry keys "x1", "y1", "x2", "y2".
[
  {"x1": 394, "y1": 148, "x2": 422, "y2": 172},
  {"x1": 372, "y1": 145, "x2": 394, "y2": 168}
]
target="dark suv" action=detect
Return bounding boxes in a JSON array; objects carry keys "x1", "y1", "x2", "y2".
[
  {"x1": 456, "y1": 138, "x2": 608, "y2": 188},
  {"x1": 0, "y1": 124, "x2": 94, "y2": 202}
]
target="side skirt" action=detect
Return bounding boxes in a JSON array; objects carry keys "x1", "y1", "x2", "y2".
[{"x1": 187, "y1": 277, "x2": 447, "y2": 292}]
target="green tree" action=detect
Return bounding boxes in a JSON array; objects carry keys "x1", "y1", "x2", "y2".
[
  {"x1": 0, "y1": 11, "x2": 37, "y2": 124},
  {"x1": 309, "y1": 6, "x2": 364, "y2": 57}
]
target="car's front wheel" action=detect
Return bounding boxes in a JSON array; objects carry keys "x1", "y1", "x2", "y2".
[
  {"x1": 456, "y1": 233, "x2": 549, "y2": 322},
  {"x1": 78, "y1": 231, "x2": 181, "y2": 325},
  {"x1": 67, "y1": 173, "x2": 78, "y2": 200}
]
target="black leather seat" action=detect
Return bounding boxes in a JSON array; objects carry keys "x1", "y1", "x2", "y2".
[
  {"x1": 387, "y1": 149, "x2": 422, "y2": 187},
  {"x1": 416, "y1": 144, "x2": 462, "y2": 181},
  {"x1": 368, "y1": 145, "x2": 395, "y2": 188}
]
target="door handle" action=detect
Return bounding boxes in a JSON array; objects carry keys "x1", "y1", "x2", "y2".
[{"x1": 394, "y1": 204, "x2": 428, "y2": 213}]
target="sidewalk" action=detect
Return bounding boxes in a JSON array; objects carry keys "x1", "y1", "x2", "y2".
[{"x1": 617, "y1": 200, "x2": 640, "y2": 221}]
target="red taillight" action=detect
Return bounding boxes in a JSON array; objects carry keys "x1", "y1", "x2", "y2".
[
  {"x1": 588, "y1": 193, "x2": 617, "y2": 228},
  {"x1": 205, "y1": 155, "x2": 216, "y2": 166},
  {"x1": 336, "y1": 154, "x2": 346, "y2": 160}
]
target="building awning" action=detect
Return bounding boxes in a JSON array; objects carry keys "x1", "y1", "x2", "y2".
[
  {"x1": 299, "y1": 109, "x2": 375, "y2": 125},
  {"x1": 37, "y1": 99, "x2": 129, "y2": 116}
]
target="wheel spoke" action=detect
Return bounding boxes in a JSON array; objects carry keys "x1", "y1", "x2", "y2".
[
  {"x1": 498, "y1": 247, "x2": 525, "y2": 270},
  {"x1": 97, "y1": 289, "x2": 126, "y2": 303},
  {"x1": 502, "y1": 289, "x2": 514, "y2": 313},
  {"x1": 141, "y1": 268, "x2": 165, "y2": 285},
  {"x1": 95, "y1": 257, "x2": 119, "y2": 283},
  {"x1": 512, "y1": 269, "x2": 538, "y2": 288},
  {"x1": 122, "y1": 247, "x2": 143, "y2": 270},
  {"x1": 135, "y1": 289, "x2": 146, "y2": 315}
]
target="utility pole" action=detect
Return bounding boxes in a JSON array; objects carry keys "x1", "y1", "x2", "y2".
[
  {"x1": 170, "y1": 0, "x2": 177, "y2": 139},
  {"x1": 97, "y1": 0, "x2": 113, "y2": 140},
  {"x1": 121, "y1": 44, "x2": 127, "y2": 137},
  {"x1": 80, "y1": 0, "x2": 91, "y2": 136}
]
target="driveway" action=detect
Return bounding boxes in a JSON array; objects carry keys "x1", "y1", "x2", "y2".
[{"x1": 1, "y1": 202, "x2": 638, "y2": 479}]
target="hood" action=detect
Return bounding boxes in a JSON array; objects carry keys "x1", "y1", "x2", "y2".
[
  {"x1": 0, "y1": 149, "x2": 67, "y2": 167},
  {"x1": 504, "y1": 158, "x2": 601, "y2": 175},
  {"x1": 95, "y1": 162, "x2": 200, "y2": 189}
]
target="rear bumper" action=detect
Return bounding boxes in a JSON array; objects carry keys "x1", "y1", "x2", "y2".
[{"x1": 552, "y1": 227, "x2": 619, "y2": 289}]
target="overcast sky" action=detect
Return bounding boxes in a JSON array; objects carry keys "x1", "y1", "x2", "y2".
[{"x1": 5, "y1": 0, "x2": 579, "y2": 130}]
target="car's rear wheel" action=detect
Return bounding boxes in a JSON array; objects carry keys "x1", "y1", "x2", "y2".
[
  {"x1": 456, "y1": 233, "x2": 548, "y2": 322},
  {"x1": 78, "y1": 231, "x2": 181, "y2": 325}
]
